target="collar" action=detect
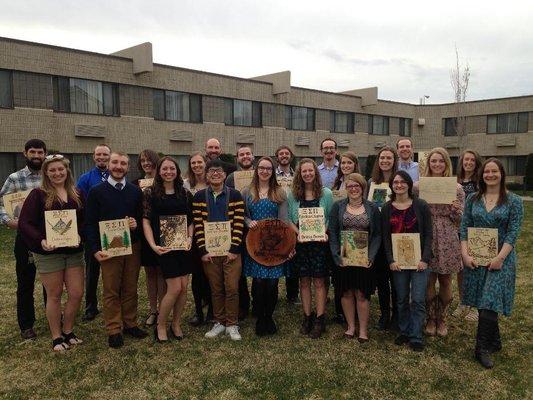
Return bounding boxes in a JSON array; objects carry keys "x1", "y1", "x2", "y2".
[
  {"x1": 107, "y1": 176, "x2": 126, "y2": 188},
  {"x1": 318, "y1": 160, "x2": 339, "y2": 170},
  {"x1": 399, "y1": 160, "x2": 415, "y2": 167},
  {"x1": 22, "y1": 165, "x2": 41, "y2": 177},
  {"x1": 276, "y1": 165, "x2": 294, "y2": 177},
  {"x1": 93, "y1": 166, "x2": 109, "y2": 175},
  {"x1": 208, "y1": 185, "x2": 227, "y2": 195}
]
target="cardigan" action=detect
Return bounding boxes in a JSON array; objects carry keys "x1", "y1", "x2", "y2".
[
  {"x1": 287, "y1": 187, "x2": 333, "y2": 228},
  {"x1": 381, "y1": 198, "x2": 433, "y2": 265},
  {"x1": 328, "y1": 198, "x2": 381, "y2": 267}
]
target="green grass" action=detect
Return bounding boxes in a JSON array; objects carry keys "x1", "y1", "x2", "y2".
[{"x1": 0, "y1": 204, "x2": 531, "y2": 399}]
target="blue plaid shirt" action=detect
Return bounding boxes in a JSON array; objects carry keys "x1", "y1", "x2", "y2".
[{"x1": 0, "y1": 166, "x2": 42, "y2": 224}]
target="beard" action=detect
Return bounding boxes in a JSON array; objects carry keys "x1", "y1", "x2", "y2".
[{"x1": 26, "y1": 158, "x2": 43, "y2": 171}]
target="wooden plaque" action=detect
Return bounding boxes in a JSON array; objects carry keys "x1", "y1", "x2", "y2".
[
  {"x1": 332, "y1": 189, "x2": 347, "y2": 203},
  {"x1": 160, "y1": 215, "x2": 188, "y2": 250},
  {"x1": 367, "y1": 182, "x2": 391, "y2": 209},
  {"x1": 99, "y1": 218, "x2": 132, "y2": 257},
  {"x1": 419, "y1": 177, "x2": 457, "y2": 204},
  {"x1": 246, "y1": 219, "x2": 296, "y2": 267},
  {"x1": 45, "y1": 209, "x2": 79, "y2": 248},
  {"x1": 138, "y1": 178, "x2": 154, "y2": 191},
  {"x1": 298, "y1": 207, "x2": 326, "y2": 242},
  {"x1": 392, "y1": 233, "x2": 421, "y2": 270},
  {"x1": 234, "y1": 170, "x2": 254, "y2": 192},
  {"x1": 341, "y1": 230, "x2": 368, "y2": 267},
  {"x1": 3, "y1": 190, "x2": 31, "y2": 219},
  {"x1": 276, "y1": 176, "x2": 293, "y2": 194},
  {"x1": 204, "y1": 221, "x2": 232, "y2": 256},
  {"x1": 468, "y1": 227, "x2": 498, "y2": 266}
]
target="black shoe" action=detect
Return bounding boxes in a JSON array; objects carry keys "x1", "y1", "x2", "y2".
[
  {"x1": 265, "y1": 317, "x2": 278, "y2": 335},
  {"x1": 394, "y1": 335, "x2": 409, "y2": 346},
  {"x1": 239, "y1": 308, "x2": 249, "y2": 321},
  {"x1": 21, "y1": 328, "x2": 37, "y2": 340},
  {"x1": 309, "y1": 314, "x2": 326, "y2": 339},
  {"x1": 123, "y1": 326, "x2": 148, "y2": 339},
  {"x1": 475, "y1": 350, "x2": 494, "y2": 369},
  {"x1": 377, "y1": 314, "x2": 390, "y2": 331},
  {"x1": 170, "y1": 327, "x2": 184, "y2": 341},
  {"x1": 332, "y1": 313, "x2": 346, "y2": 325},
  {"x1": 189, "y1": 313, "x2": 204, "y2": 327},
  {"x1": 409, "y1": 342, "x2": 425, "y2": 352},
  {"x1": 300, "y1": 313, "x2": 314, "y2": 335},
  {"x1": 108, "y1": 333, "x2": 124, "y2": 348},
  {"x1": 83, "y1": 310, "x2": 99, "y2": 321},
  {"x1": 255, "y1": 317, "x2": 267, "y2": 337}
]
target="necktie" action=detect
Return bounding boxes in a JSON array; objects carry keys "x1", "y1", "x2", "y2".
[{"x1": 115, "y1": 182, "x2": 123, "y2": 190}]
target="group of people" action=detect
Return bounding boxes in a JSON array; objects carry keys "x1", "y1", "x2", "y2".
[{"x1": 0, "y1": 136, "x2": 523, "y2": 369}]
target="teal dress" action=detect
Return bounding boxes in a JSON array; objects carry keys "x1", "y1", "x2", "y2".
[{"x1": 459, "y1": 193, "x2": 524, "y2": 316}]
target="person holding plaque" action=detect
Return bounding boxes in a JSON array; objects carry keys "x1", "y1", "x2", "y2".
[
  {"x1": 242, "y1": 157, "x2": 289, "y2": 336},
  {"x1": 132, "y1": 149, "x2": 163, "y2": 329},
  {"x1": 288, "y1": 158, "x2": 333, "y2": 339},
  {"x1": 368, "y1": 146, "x2": 399, "y2": 330},
  {"x1": 453, "y1": 149, "x2": 483, "y2": 321},
  {"x1": 382, "y1": 170, "x2": 432, "y2": 351},
  {"x1": 142, "y1": 157, "x2": 194, "y2": 342},
  {"x1": 416, "y1": 147, "x2": 465, "y2": 337},
  {"x1": 460, "y1": 158, "x2": 523, "y2": 369},
  {"x1": 329, "y1": 173, "x2": 381, "y2": 342},
  {"x1": 183, "y1": 152, "x2": 213, "y2": 327},
  {"x1": 18, "y1": 155, "x2": 85, "y2": 352}
]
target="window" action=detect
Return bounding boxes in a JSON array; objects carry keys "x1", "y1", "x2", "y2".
[
  {"x1": 153, "y1": 90, "x2": 202, "y2": 122},
  {"x1": 0, "y1": 69, "x2": 13, "y2": 108},
  {"x1": 330, "y1": 111, "x2": 354, "y2": 133},
  {"x1": 399, "y1": 118, "x2": 412, "y2": 137},
  {"x1": 285, "y1": 106, "x2": 315, "y2": 131},
  {"x1": 224, "y1": 99, "x2": 261, "y2": 127},
  {"x1": 487, "y1": 113, "x2": 528, "y2": 134},
  {"x1": 443, "y1": 117, "x2": 458, "y2": 136},
  {"x1": 487, "y1": 156, "x2": 527, "y2": 176},
  {"x1": 53, "y1": 77, "x2": 119, "y2": 116},
  {"x1": 368, "y1": 115, "x2": 389, "y2": 135}
]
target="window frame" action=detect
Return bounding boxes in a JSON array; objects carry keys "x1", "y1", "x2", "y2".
[
  {"x1": 0, "y1": 69, "x2": 14, "y2": 109},
  {"x1": 399, "y1": 117, "x2": 412, "y2": 137},
  {"x1": 368, "y1": 115, "x2": 390, "y2": 135},
  {"x1": 224, "y1": 98, "x2": 262, "y2": 127},
  {"x1": 330, "y1": 110, "x2": 355, "y2": 133},
  {"x1": 285, "y1": 106, "x2": 315, "y2": 131},
  {"x1": 487, "y1": 112, "x2": 529, "y2": 134},
  {"x1": 443, "y1": 117, "x2": 458, "y2": 136},
  {"x1": 153, "y1": 89, "x2": 202, "y2": 123}
]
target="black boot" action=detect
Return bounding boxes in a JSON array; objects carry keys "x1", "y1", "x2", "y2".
[
  {"x1": 489, "y1": 320, "x2": 502, "y2": 353},
  {"x1": 475, "y1": 313, "x2": 495, "y2": 369},
  {"x1": 300, "y1": 313, "x2": 314, "y2": 335},
  {"x1": 309, "y1": 314, "x2": 326, "y2": 339},
  {"x1": 264, "y1": 280, "x2": 279, "y2": 335}
]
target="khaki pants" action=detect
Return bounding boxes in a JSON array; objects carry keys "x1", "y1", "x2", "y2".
[
  {"x1": 203, "y1": 255, "x2": 242, "y2": 326},
  {"x1": 100, "y1": 242, "x2": 141, "y2": 335}
]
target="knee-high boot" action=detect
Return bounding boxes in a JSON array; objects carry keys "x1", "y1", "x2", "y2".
[
  {"x1": 436, "y1": 296, "x2": 452, "y2": 337},
  {"x1": 475, "y1": 309, "x2": 497, "y2": 369},
  {"x1": 264, "y1": 280, "x2": 279, "y2": 334},
  {"x1": 425, "y1": 295, "x2": 437, "y2": 336}
]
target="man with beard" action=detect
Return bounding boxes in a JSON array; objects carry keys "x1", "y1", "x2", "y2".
[
  {"x1": 77, "y1": 144, "x2": 111, "y2": 321},
  {"x1": 0, "y1": 139, "x2": 47, "y2": 339},
  {"x1": 396, "y1": 138, "x2": 419, "y2": 182},
  {"x1": 85, "y1": 152, "x2": 147, "y2": 348},
  {"x1": 204, "y1": 138, "x2": 237, "y2": 175},
  {"x1": 225, "y1": 145, "x2": 255, "y2": 189},
  {"x1": 318, "y1": 138, "x2": 339, "y2": 189}
]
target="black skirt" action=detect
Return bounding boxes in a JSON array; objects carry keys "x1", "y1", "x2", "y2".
[
  {"x1": 335, "y1": 265, "x2": 376, "y2": 300},
  {"x1": 158, "y1": 251, "x2": 193, "y2": 279}
]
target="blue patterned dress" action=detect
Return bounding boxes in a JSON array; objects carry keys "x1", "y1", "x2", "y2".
[
  {"x1": 244, "y1": 198, "x2": 287, "y2": 279},
  {"x1": 459, "y1": 192, "x2": 524, "y2": 316}
]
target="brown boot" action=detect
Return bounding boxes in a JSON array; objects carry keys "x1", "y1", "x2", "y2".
[
  {"x1": 437, "y1": 297, "x2": 452, "y2": 337},
  {"x1": 425, "y1": 296, "x2": 437, "y2": 336},
  {"x1": 309, "y1": 314, "x2": 326, "y2": 339}
]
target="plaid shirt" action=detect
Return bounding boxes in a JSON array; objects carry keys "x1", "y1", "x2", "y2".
[{"x1": 0, "y1": 166, "x2": 42, "y2": 224}]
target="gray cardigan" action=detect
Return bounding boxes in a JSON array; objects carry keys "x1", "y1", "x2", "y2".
[
  {"x1": 328, "y1": 198, "x2": 382, "y2": 267},
  {"x1": 381, "y1": 198, "x2": 433, "y2": 265}
]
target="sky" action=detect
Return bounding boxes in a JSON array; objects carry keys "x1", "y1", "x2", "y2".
[{"x1": 1, "y1": 0, "x2": 532, "y2": 104}]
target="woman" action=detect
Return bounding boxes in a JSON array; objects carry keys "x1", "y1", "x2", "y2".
[
  {"x1": 382, "y1": 170, "x2": 433, "y2": 352},
  {"x1": 368, "y1": 146, "x2": 399, "y2": 330},
  {"x1": 453, "y1": 149, "x2": 483, "y2": 321},
  {"x1": 416, "y1": 147, "x2": 465, "y2": 337},
  {"x1": 133, "y1": 149, "x2": 163, "y2": 327},
  {"x1": 18, "y1": 155, "x2": 85, "y2": 352},
  {"x1": 332, "y1": 151, "x2": 360, "y2": 190},
  {"x1": 242, "y1": 157, "x2": 289, "y2": 336},
  {"x1": 142, "y1": 156, "x2": 194, "y2": 342},
  {"x1": 183, "y1": 151, "x2": 213, "y2": 326},
  {"x1": 460, "y1": 158, "x2": 523, "y2": 368},
  {"x1": 329, "y1": 173, "x2": 381, "y2": 342},
  {"x1": 288, "y1": 158, "x2": 333, "y2": 339}
]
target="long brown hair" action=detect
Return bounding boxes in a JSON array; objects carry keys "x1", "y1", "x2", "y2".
[
  {"x1": 473, "y1": 158, "x2": 508, "y2": 206},
  {"x1": 41, "y1": 156, "x2": 82, "y2": 209},
  {"x1": 249, "y1": 157, "x2": 285, "y2": 203},
  {"x1": 292, "y1": 158, "x2": 323, "y2": 201},
  {"x1": 457, "y1": 149, "x2": 483, "y2": 183},
  {"x1": 423, "y1": 147, "x2": 453, "y2": 177},
  {"x1": 371, "y1": 146, "x2": 399, "y2": 184},
  {"x1": 333, "y1": 151, "x2": 359, "y2": 189},
  {"x1": 152, "y1": 156, "x2": 186, "y2": 199},
  {"x1": 186, "y1": 151, "x2": 207, "y2": 189},
  {"x1": 137, "y1": 149, "x2": 159, "y2": 177}
]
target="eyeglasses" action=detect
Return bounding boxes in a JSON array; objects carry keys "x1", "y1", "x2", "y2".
[
  {"x1": 207, "y1": 168, "x2": 224, "y2": 175},
  {"x1": 322, "y1": 146, "x2": 336, "y2": 151},
  {"x1": 345, "y1": 184, "x2": 362, "y2": 190},
  {"x1": 392, "y1": 180, "x2": 407, "y2": 186},
  {"x1": 257, "y1": 166, "x2": 273, "y2": 171},
  {"x1": 45, "y1": 154, "x2": 64, "y2": 160}
]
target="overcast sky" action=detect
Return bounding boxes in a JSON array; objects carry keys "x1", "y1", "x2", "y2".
[{"x1": 2, "y1": 0, "x2": 532, "y2": 103}]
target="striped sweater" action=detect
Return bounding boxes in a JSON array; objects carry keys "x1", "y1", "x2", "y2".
[{"x1": 192, "y1": 186, "x2": 245, "y2": 255}]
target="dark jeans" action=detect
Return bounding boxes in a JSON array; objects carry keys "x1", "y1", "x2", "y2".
[
  {"x1": 84, "y1": 242, "x2": 100, "y2": 314},
  {"x1": 191, "y1": 256, "x2": 212, "y2": 316},
  {"x1": 14, "y1": 234, "x2": 46, "y2": 331}
]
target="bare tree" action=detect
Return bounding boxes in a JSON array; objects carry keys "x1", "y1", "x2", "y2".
[{"x1": 450, "y1": 45, "x2": 470, "y2": 153}]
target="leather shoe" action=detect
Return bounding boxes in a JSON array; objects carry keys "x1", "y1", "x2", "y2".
[
  {"x1": 83, "y1": 310, "x2": 99, "y2": 321},
  {"x1": 394, "y1": 334, "x2": 409, "y2": 346},
  {"x1": 123, "y1": 326, "x2": 148, "y2": 339},
  {"x1": 189, "y1": 313, "x2": 204, "y2": 327},
  {"x1": 21, "y1": 328, "x2": 37, "y2": 340},
  {"x1": 108, "y1": 333, "x2": 124, "y2": 348}
]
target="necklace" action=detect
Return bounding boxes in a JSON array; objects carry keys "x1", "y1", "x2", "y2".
[
  {"x1": 259, "y1": 188, "x2": 269, "y2": 198},
  {"x1": 484, "y1": 194, "x2": 498, "y2": 204}
]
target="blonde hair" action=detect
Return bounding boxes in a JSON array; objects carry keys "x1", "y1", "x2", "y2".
[
  {"x1": 41, "y1": 156, "x2": 82, "y2": 209},
  {"x1": 345, "y1": 173, "x2": 367, "y2": 193},
  {"x1": 423, "y1": 147, "x2": 453, "y2": 177}
]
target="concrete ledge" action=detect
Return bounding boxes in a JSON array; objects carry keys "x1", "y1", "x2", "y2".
[
  {"x1": 251, "y1": 71, "x2": 291, "y2": 95},
  {"x1": 495, "y1": 136, "x2": 516, "y2": 147},
  {"x1": 111, "y1": 42, "x2": 153, "y2": 75},
  {"x1": 339, "y1": 87, "x2": 377, "y2": 106}
]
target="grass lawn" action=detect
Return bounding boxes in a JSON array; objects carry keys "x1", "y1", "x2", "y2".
[{"x1": 0, "y1": 203, "x2": 531, "y2": 399}]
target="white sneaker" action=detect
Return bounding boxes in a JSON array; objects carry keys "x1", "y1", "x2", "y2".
[
  {"x1": 205, "y1": 322, "x2": 226, "y2": 338},
  {"x1": 226, "y1": 325, "x2": 242, "y2": 341}
]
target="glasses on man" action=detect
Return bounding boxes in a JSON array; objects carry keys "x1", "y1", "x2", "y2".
[
  {"x1": 207, "y1": 168, "x2": 224, "y2": 175},
  {"x1": 322, "y1": 146, "x2": 336, "y2": 151},
  {"x1": 257, "y1": 166, "x2": 273, "y2": 171}
]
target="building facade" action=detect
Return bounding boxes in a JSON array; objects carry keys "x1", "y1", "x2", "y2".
[{"x1": 0, "y1": 37, "x2": 532, "y2": 182}]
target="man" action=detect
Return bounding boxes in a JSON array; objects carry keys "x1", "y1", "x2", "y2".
[
  {"x1": 192, "y1": 159, "x2": 245, "y2": 341},
  {"x1": 85, "y1": 152, "x2": 147, "y2": 348},
  {"x1": 397, "y1": 138, "x2": 419, "y2": 182},
  {"x1": 0, "y1": 139, "x2": 47, "y2": 340},
  {"x1": 77, "y1": 144, "x2": 111, "y2": 321},
  {"x1": 274, "y1": 145, "x2": 299, "y2": 304},
  {"x1": 204, "y1": 138, "x2": 237, "y2": 175},
  {"x1": 318, "y1": 138, "x2": 339, "y2": 189}
]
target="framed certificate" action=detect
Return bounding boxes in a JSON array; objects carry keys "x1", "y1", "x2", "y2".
[
  {"x1": 468, "y1": 227, "x2": 498, "y2": 266},
  {"x1": 391, "y1": 233, "x2": 421, "y2": 270},
  {"x1": 99, "y1": 218, "x2": 132, "y2": 257},
  {"x1": 204, "y1": 221, "x2": 232, "y2": 256},
  {"x1": 298, "y1": 207, "x2": 326, "y2": 242},
  {"x1": 419, "y1": 177, "x2": 457, "y2": 204},
  {"x1": 45, "y1": 209, "x2": 79, "y2": 248},
  {"x1": 341, "y1": 230, "x2": 368, "y2": 267}
]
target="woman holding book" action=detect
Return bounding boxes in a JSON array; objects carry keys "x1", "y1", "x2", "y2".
[
  {"x1": 288, "y1": 158, "x2": 333, "y2": 339},
  {"x1": 367, "y1": 146, "x2": 399, "y2": 330},
  {"x1": 381, "y1": 170, "x2": 432, "y2": 351},
  {"x1": 453, "y1": 149, "x2": 483, "y2": 321},
  {"x1": 460, "y1": 158, "x2": 523, "y2": 369},
  {"x1": 142, "y1": 156, "x2": 194, "y2": 342},
  {"x1": 18, "y1": 155, "x2": 85, "y2": 352},
  {"x1": 242, "y1": 157, "x2": 289, "y2": 336},
  {"x1": 415, "y1": 147, "x2": 465, "y2": 337},
  {"x1": 328, "y1": 173, "x2": 381, "y2": 342}
]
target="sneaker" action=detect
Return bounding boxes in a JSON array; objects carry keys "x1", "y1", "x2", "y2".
[
  {"x1": 205, "y1": 322, "x2": 226, "y2": 338},
  {"x1": 226, "y1": 325, "x2": 242, "y2": 341},
  {"x1": 464, "y1": 307, "x2": 479, "y2": 322},
  {"x1": 452, "y1": 304, "x2": 467, "y2": 317}
]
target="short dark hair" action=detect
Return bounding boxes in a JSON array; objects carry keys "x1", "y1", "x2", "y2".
[
  {"x1": 24, "y1": 139, "x2": 46, "y2": 152},
  {"x1": 396, "y1": 137, "x2": 413, "y2": 148},
  {"x1": 205, "y1": 159, "x2": 226, "y2": 171},
  {"x1": 275, "y1": 145, "x2": 294, "y2": 158},
  {"x1": 389, "y1": 170, "x2": 414, "y2": 201},
  {"x1": 320, "y1": 138, "x2": 337, "y2": 150}
]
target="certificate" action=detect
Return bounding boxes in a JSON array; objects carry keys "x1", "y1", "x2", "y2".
[
  {"x1": 234, "y1": 170, "x2": 254, "y2": 192},
  {"x1": 468, "y1": 227, "x2": 498, "y2": 267},
  {"x1": 160, "y1": 215, "x2": 188, "y2": 250},
  {"x1": 45, "y1": 209, "x2": 79, "y2": 248},
  {"x1": 341, "y1": 230, "x2": 368, "y2": 267},
  {"x1": 391, "y1": 233, "x2": 421, "y2": 270},
  {"x1": 99, "y1": 218, "x2": 132, "y2": 257},
  {"x1": 367, "y1": 182, "x2": 391, "y2": 209},
  {"x1": 204, "y1": 221, "x2": 232, "y2": 256},
  {"x1": 3, "y1": 190, "x2": 31, "y2": 219},
  {"x1": 418, "y1": 177, "x2": 457, "y2": 204},
  {"x1": 298, "y1": 207, "x2": 326, "y2": 242}
]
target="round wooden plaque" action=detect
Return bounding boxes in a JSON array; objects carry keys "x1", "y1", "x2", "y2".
[{"x1": 245, "y1": 219, "x2": 296, "y2": 267}]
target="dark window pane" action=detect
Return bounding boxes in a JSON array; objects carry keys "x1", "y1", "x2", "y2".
[
  {"x1": 53, "y1": 76, "x2": 70, "y2": 112},
  {"x1": 516, "y1": 156, "x2": 527, "y2": 175},
  {"x1": 224, "y1": 99, "x2": 233, "y2": 125},
  {"x1": 368, "y1": 115, "x2": 373, "y2": 134},
  {"x1": 153, "y1": 89, "x2": 165, "y2": 120},
  {"x1": 0, "y1": 70, "x2": 13, "y2": 108},
  {"x1": 70, "y1": 78, "x2": 103, "y2": 114},
  {"x1": 518, "y1": 112, "x2": 528, "y2": 133},
  {"x1": 285, "y1": 106, "x2": 292, "y2": 129},
  {"x1": 102, "y1": 83, "x2": 119, "y2": 116},
  {"x1": 330, "y1": 111, "x2": 336, "y2": 132},
  {"x1": 190, "y1": 94, "x2": 202, "y2": 122},
  {"x1": 166, "y1": 91, "x2": 189, "y2": 121},
  {"x1": 444, "y1": 118, "x2": 457, "y2": 136},
  {"x1": 252, "y1": 101, "x2": 262, "y2": 127},
  {"x1": 487, "y1": 115, "x2": 497, "y2": 133},
  {"x1": 497, "y1": 114, "x2": 508, "y2": 134},
  {"x1": 307, "y1": 109, "x2": 315, "y2": 131}
]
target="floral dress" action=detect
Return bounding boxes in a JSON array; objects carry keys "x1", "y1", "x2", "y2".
[{"x1": 459, "y1": 193, "x2": 524, "y2": 316}]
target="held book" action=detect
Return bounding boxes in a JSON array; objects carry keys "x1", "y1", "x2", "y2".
[
  {"x1": 234, "y1": 170, "x2": 254, "y2": 192},
  {"x1": 367, "y1": 182, "x2": 391, "y2": 209},
  {"x1": 3, "y1": 190, "x2": 31, "y2": 219},
  {"x1": 99, "y1": 218, "x2": 132, "y2": 257},
  {"x1": 391, "y1": 233, "x2": 421, "y2": 270},
  {"x1": 468, "y1": 227, "x2": 498, "y2": 266},
  {"x1": 204, "y1": 221, "x2": 232, "y2": 256},
  {"x1": 160, "y1": 215, "x2": 188, "y2": 251},
  {"x1": 45, "y1": 209, "x2": 79, "y2": 248},
  {"x1": 341, "y1": 230, "x2": 368, "y2": 267},
  {"x1": 418, "y1": 177, "x2": 457, "y2": 204},
  {"x1": 298, "y1": 207, "x2": 326, "y2": 242}
]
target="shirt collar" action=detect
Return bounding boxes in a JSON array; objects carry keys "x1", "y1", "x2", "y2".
[
  {"x1": 22, "y1": 166, "x2": 40, "y2": 177},
  {"x1": 208, "y1": 185, "x2": 227, "y2": 195},
  {"x1": 276, "y1": 165, "x2": 294, "y2": 177},
  {"x1": 318, "y1": 160, "x2": 339, "y2": 170},
  {"x1": 107, "y1": 176, "x2": 126, "y2": 188}
]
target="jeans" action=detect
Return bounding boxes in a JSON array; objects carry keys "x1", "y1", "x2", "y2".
[{"x1": 393, "y1": 269, "x2": 429, "y2": 344}]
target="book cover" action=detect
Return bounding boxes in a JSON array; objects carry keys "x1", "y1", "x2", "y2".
[
  {"x1": 298, "y1": 207, "x2": 326, "y2": 242},
  {"x1": 204, "y1": 221, "x2": 232, "y2": 256},
  {"x1": 234, "y1": 170, "x2": 254, "y2": 192},
  {"x1": 391, "y1": 233, "x2": 421, "y2": 270},
  {"x1": 160, "y1": 215, "x2": 188, "y2": 251},
  {"x1": 3, "y1": 190, "x2": 31, "y2": 219},
  {"x1": 99, "y1": 218, "x2": 132, "y2": 257},
  {"x1": 45, "y1": 209, "x2": 79, "y2": 248},
  {"x1": 367, "y1": 182, "x2": 391, "y2": 209},
  {"x1": 341, "y1": 230, "x2": 368, "y2": 267},
  {"x1": 468, "y1": 227, "x2": 498, "y2": 266},
  {"x1": 138, "y1": 178, "x2": 154, "y2": 191}
]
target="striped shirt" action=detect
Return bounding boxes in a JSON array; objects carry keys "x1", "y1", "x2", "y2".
[{"x1": 0, "y1": 166, "x2": 42, "y2": 224}]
